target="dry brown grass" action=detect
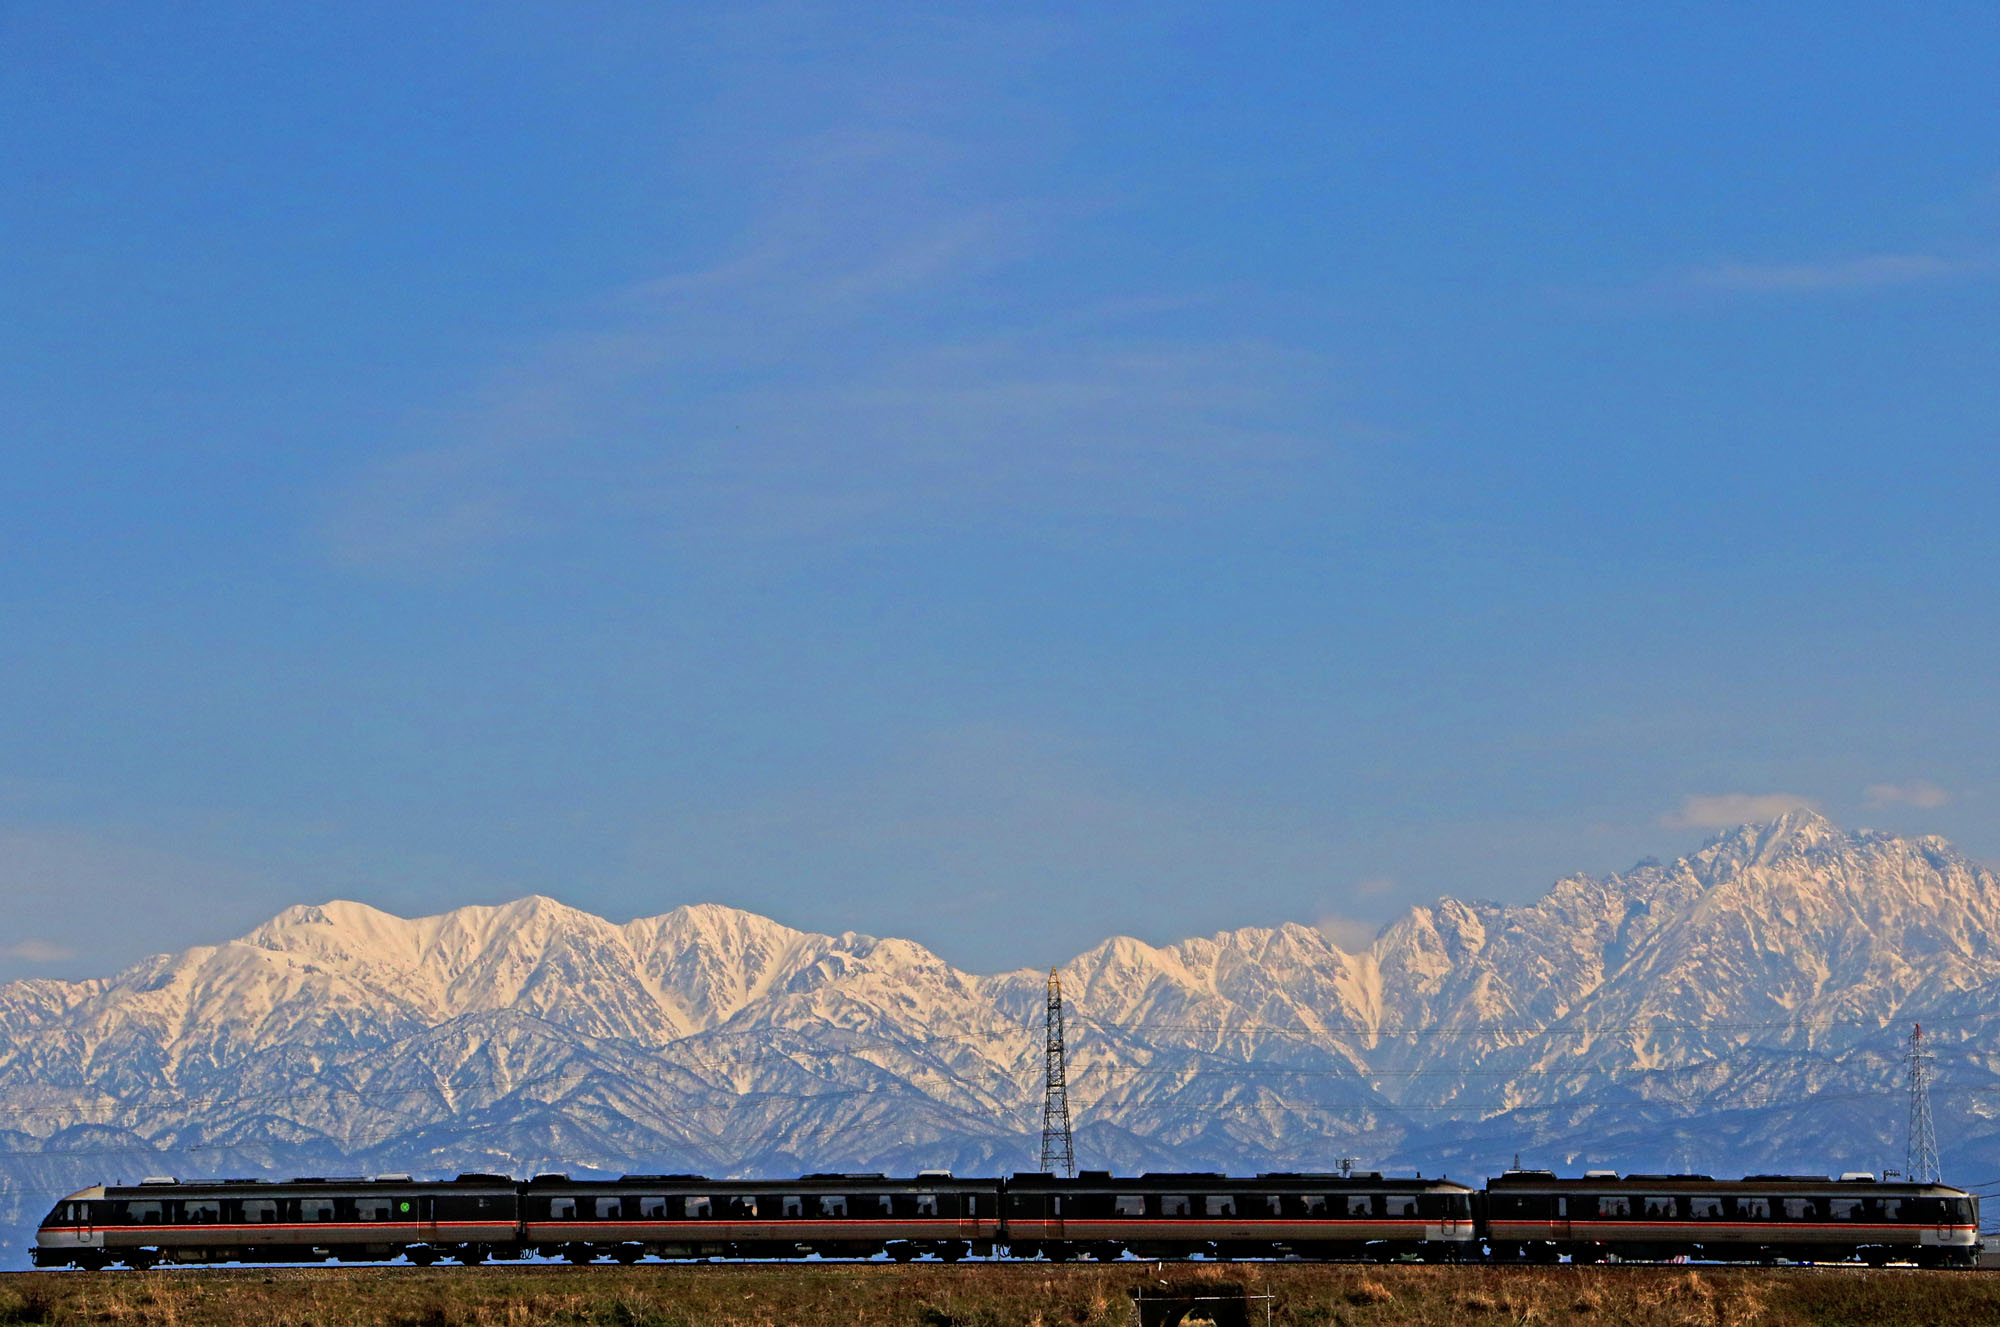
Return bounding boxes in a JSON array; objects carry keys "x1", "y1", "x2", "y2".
[{"x1": 0, "y1": 1262, "x2": 1997, "y2": 1327}]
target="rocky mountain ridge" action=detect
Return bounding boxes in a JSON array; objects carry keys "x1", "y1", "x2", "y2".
[{"x1": 4, "y1": 810, "x2": 1998, "y2": 1259}]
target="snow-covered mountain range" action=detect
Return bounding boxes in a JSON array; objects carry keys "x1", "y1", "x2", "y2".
[{"x1": 4, "y1": 809, "x2": 1998, "y2": 1259}]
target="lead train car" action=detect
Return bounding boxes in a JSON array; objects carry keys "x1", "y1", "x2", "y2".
[
  {"x1": 1006, "y1": 1170, "x2": 1478, "y2": 1262},
  {"x1": 31, "y1": 1175, "x2": 519, "y2": 1270},
  {"x1": 1484, "y1": 1170, "x2": 1980, "y2": 1267}
]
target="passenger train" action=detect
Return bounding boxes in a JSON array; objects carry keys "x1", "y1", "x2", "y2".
[{"x1": 31, "y1": 1167, "x2": 1979, "y2": 1269}]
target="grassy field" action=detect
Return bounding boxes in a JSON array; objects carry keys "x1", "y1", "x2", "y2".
[{"x1": 4, "y1": 1262, "x2": 2000, "y2": 1327}]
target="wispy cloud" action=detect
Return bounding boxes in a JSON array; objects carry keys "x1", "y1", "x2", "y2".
[
  {"x1": 1683, "y1": 252, "x2": 1988, "y2": 295},
  {"x1": 1864, "y1": 780, "x2": 1949, "y2": 810},
  {"x1": 0, "y1": 939, "x2": 75, "y2": 962},
  {"x1": 318, "y1": 54, "x2": 1346, "y2": 581},
  {"x1": 1660, "y1": 792, "x2": 1819, "y2": 830},
  {"x1": 1315, "y1": 914, "x2": 1380, "y2": 953}
]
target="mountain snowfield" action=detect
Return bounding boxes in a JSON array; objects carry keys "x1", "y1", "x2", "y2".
[{"x1": 4, "y1": 809, "x2": 2000, "y2": 1260}]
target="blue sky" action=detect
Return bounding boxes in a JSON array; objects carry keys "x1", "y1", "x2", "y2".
[{"x1": 3, "y1": 2, "x2": 1997, "y2": 980}]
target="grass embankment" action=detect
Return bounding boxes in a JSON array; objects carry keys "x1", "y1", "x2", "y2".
[{"x1": 3, "y1": 1263, "x2": 1998, "y2": 1327}]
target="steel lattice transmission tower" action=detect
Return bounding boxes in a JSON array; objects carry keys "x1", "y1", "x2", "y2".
[
  {"x1": 1906, "y1": 1022, "x2": 1942, "y2": 1185},
  {"x1": 1039, "y1": 967, "x2": 1076, "y2": 1177}
]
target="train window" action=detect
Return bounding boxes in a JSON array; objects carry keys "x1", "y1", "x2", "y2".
[
  {"x1": 1345, "y1": 1195, "x2": 1372, "y2": 1218},
  {"x1": 1162, "y1": 1195, "x2": 1191, "y2": 1217},
  {"x1": 1778, "y1": 1198, "x2": 1809, "y2": 1221},
  {"x1": 1257, "y1": 1195, "x2": 1281, "y2": 1217},
  {"x1": 684, "y1": 1196, "x2": 712, "y2": 1219},
  {"x1": 916, "y1": 1193, "x2": 939, "y2": 1218},
  {"x1": 1641, "y1": 1197, "x2": 1674, "y2": 1219},
  {"x1": 1385, "y1": 1195, "x2": 1418, "y2": 1219},
  {"x1": 637, "y1": 1196, "x2": 668, "y2": 1219},
  {"x1": 354, "y1": 1197, "x2": 392, "y2": 1222},
  {"x1": 1302, "y1": 1195, "x2": 1327, "y2": 1217},
  {"x1": 1205, "y1": 1196, "x2": 1234, "y2": 1218},
  {"x1": 1737, "y1": 1198, "x2": 1769, "y2": 1220},
  {"x1": 1829, "y1": 1199, "x2": 1861, "y2": 1221},
  {"x1": 593, "y1": 1197, "x2": 622, "y2": 1220},
  {"x1": 1690, "y1": 1196, "x2": 1723, "y2": 1219},
  {"x1": 547, "y1": 1198, "x2": 577, "y2": 1220},
  {"x1": 301, "y1": 1198, "x2": 336, "y2": 1223},
  {"x1": 1949, "y1": 1199, "x2": 1975, "y2": 1223},
  {"x1": 818, "y1": 1196, "x2": 847, "y2": 1219},
  {"x1": 242, "y1": 1199, "x2": 277, "y2": 1223},
  {"x1": 863, "y1": 1195, "x2": 894, "y2": 1218},
  {"x1": 964, "y1": 1195, "x2": 979, "y2": 1218},
  {"x1": 726, "y1": 1196, "x2": 759, "y2": 1218},
  {"x1": 181, "y1": 1199, "x2": 221, "y2": 1224},
  {"x1": 1417, "y1": 1194, "x2": 1458, "y2": 1220},
  {"x1": 1597, "y1": 1195, "x2": 1630, "y2": 1218},
  {"x1": 125, "y1": 1201, "x2": 163, "y2": 1224},
  {"x1": 1113, "y1": 1195, "x2": 1145, "y2": 1217}
]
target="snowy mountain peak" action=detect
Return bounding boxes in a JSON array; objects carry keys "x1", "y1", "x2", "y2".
[{"x1": 1692, "y1": 808, "x2": 1847, "y2": 872}]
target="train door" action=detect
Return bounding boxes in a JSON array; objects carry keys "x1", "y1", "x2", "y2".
[
  {"x1": 1047, "y1": 1193, "x2": 1066, "y2": 1242},
  {"x1": 417, "y1": 1195, "x2": 439, "y2": 1245},
  {"x1": 1554, "y1": 1196, "x2": 1573, "y2": 1244}
]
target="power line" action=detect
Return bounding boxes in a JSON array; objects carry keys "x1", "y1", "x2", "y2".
[{"x1": 1071, "y1": 1007, "x2": 2000, "y2": 1040}]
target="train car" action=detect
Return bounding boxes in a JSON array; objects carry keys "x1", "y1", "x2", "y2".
[
  {"x1": 1483, "y1": 1169, "x2": 1981, "y2": 1267},
  {"x1": 30, "y1": 1174, "x2": 520, "y2": 1270},
  {"x1": 516, "y1": 1171, "x2": 1004, "y2": 1262},
  {"x1": 1004, "y1": 1170, "x2": 1479, "y2": 1261}
]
